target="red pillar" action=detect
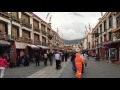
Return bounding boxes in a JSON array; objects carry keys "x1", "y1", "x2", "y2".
[{"x1": 102, "y1": 48, "x2": 105, "y2": 60}]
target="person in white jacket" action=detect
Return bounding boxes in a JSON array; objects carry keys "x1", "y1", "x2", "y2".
[{"x1": 54, "y1": 52, "x2": 61, "y2": 70}]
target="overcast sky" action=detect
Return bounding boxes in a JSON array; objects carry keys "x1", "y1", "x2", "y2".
[{"x1": 34, "y1": 12, "x2": 105, "y2": 40}]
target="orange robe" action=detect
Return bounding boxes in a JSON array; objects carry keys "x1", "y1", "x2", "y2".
[{"x1": 75, "y1": 53, "x2": 85, "y2": 78}]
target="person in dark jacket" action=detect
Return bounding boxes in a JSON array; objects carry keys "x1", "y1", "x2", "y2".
[
  {"x1": 48, "y1": 52, "x2": 53, "y2": 66},
  {"x1": 71, "y1": 52, "x2": 76, "y2": 72},
  {"x1": 35, "y1": 53, "x2": 40, "y2": 66},
  {"x1": 24, "y1": 54, "x2": 30, "y2": 66},
  {"x1": 64, "y1": 52, "x2": 68, "y2": 62}
]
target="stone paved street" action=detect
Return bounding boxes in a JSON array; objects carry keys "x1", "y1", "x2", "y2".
[
  {"x1": 59, "y1": 57, "x2": 120, "y2": 78},
  {"x1": 82, "y1": 57, "x2": 120, "y2": 78},
  {"x1": 3, "y1": 57, "x2": 120, "y2": 78},
  {"x1": 27, "y1": 60, "x2": 69, "y2": 78},
  {"x1": 4, "y1": 60, "x2": 55, "y2": 78}
]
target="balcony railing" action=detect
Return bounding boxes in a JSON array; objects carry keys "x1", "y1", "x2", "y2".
[
  {"x1": 33, "y1": 27, "x2": 40, "y2": 32},
  {"x1": 22, "y1": 20, "x2": 32, "y2": 29},
  {"x1": 42, "y1": 43, "x2": 47, "y2": 46},
  {"x1": 17, "y1": 37, "x2": 33, "y2": 44},
  {"x1": 47, "y1": 33, "x2": 53, "y2": 40},
  {"x1": 11, "y1": 36, "x2": 19, "y2": 41},
  {"x1": 0, "y1": 12, "x2": 10, "y2": 19},
  {"x1": 42, "y1": 30, "x2": 47, "y2": 35},
  {"x1": 34, "y1": 40, "x2": 41, "y2": 45},
  {"x1": 0, "y1": 34, "x2": 11, "y2": 40},
  {"x1": 11, "y1": 16, "x2": 21, "y2": 23}
]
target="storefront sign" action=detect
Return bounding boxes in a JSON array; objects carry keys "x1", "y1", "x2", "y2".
[{"x1": 15, "y1": 42, "x2": 27, "y2": 49}]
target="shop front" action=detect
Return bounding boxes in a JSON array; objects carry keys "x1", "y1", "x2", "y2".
[
  {"x1": 103, "y1": 40, "x2": 120, "y2": 63},
  {"x1": 97, "y1": 43, "x2": 104, "y2": 60},
  {"x1": 15, "y1": 42, "x2": 28, "y2": 66},
  {"x1": 37, "y1": 45, "x2": 50, "y2": 61},
  {"x1": 27, "y1": 44, "x2": 40, "y2": 62},
  {"x1": 0, "y1": 40, "x2": 11, "y2": 62}
]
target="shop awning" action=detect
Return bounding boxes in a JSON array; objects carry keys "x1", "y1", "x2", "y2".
[
  {"x1": 37, "y1": 45, "x2": 49, "y2": 49},
  {"x1": 27, "y1": 44, "x2": 39, "y2": 49},
  {"x1": 0, "y1": 40, "x2": 10, "y2": 45},
  {"x1": 15, "y1": 42, "x2": 27, "y2": 49},
  {"x1": 103, "y1": 41, "x2": 113, "y2": 46}
]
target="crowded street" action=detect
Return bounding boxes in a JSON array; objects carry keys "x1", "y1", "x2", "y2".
[
  {"x1": 3, "y1": 57, "x2": 120, "y2": 78},
  {"x1": 0, "y1": 12, "x2": 120, "y2": 78}
]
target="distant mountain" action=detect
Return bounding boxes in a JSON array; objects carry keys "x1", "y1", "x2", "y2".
[{"x1": 64, "y1": 38, "x2": 84, "y2": 44}]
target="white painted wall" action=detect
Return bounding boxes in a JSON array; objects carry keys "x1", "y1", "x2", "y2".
[{"x1": 83, "y1": 38, "x2": 87, "y2": 50}]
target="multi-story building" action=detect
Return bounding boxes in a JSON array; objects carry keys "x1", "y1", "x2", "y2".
[
  {"x1": 82, "y1": 28, "x2": 92, "y2": 56},
  {"x1": 64, "y1": 44, "x2": 80, "y2": 52},
  {"x1": 91, "y1": 12, "x2": 120, "y2": 63},
  {"x1": 0, "y1": 12, "x2": 64, "y2": 64}
]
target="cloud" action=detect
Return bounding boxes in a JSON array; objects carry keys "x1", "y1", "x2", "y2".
[
  {"x1": 33, "y1": 12, "x2": 102, "y2": 40},
  {"x1": 69, "y1": 12, "x2": 83, "y2": 17}
]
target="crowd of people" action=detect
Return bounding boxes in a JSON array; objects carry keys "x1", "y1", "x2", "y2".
[
  {"x1": 0, "y1": 50, "x2": 70, "y2": 78},
  {"x1": 0, "y1": 49, "x2": 89, "y2": 78}
]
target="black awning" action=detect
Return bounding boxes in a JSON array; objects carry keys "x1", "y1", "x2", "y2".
[
  {"x1": 37, "y1": 45, "x2": 49, "y2": 49},
  {"x1": 27, "y1": 44, "x2": 40, "y2": 49}
]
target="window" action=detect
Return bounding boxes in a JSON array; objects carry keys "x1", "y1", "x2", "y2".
[
  {"x1": 116, "y1": 15, "x2": 120, "y2": 28},
  {"x1": 88, "y1": 42, "x2": 90, "y2": 49},
  {"x1": 109, "y1": 32, "x2": 112, "y2": 41},
  {"x1": 0, "y1": 22, "x2": 7, "y2": 34},
  {"x1": 22, "y1": 30, "x2": 30, "y2": 38},
  {"x1": 104, "y1": 20, "x2": 106, "y2": 31},
  {"x1": 95, "y1": 29, "x2": 99, "y2": 37},
  {"x1": 100, "y1": 37, "x2": 102, "y2": 43},
  {"x1": 100, "y1": 24, "x2": 102, "y2": 34},
  {"x1": 11, "y1": 12, "x2": 18, "y2": 18},
  {"x1": 12, "y1": 26, "x2": 19, "y2": 37},
  {"x1": 33, "y1": 19, "x2": 39, "y2": 29},
  {"x1": 41, "y1": 24, "x2": 45, "y2": 31},
  {"x1": 0, "y1": 22, "x2": 6, "y2": 33},
  {"x1": 109, "y1": 15, "x2": 113, "y2": 28},
  {"x1": 22, "y1": 13, "x2": 30, "y2": 24},
  {"x1": 104, "y1": 34, "x2": 106, "y2": 42},
  {"x1": 34, "y1": 34, "x2": 39, "y2": 41},
  {"x1": 47, "y1": 28, "x2": 50, "y2": 33},
  {"x1": 42, "y1": 36, "x2": 46, "y2": 43}
]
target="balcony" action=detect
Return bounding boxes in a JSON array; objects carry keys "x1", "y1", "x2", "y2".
[
  {"x1": 11, "y1": 36, "x2": 19, "y2": 41},
  {"x1": 47, "y1": 33, "x2": 53, "y2": 40},
  {"x1": 42, "y1": 42, "x2": 47, "y2": 46},
  {"x1": 42, "y1": 30, "x2": 47, "y2": 35},
  {"x1": 33, "y1": 27, "x2": 40, "y2": 32},
  {"x1": 18, "y1": 37, "x2": 33, "y2": 44},
  {"x1": 22, "y1": 20, "x2": 32, "y2": 29},
  {"x1": 0, "y1": 12, "x2": 10, "y2": 19},
  {"x1": 11, "y1": 16, "x2": 21, "y2": 23},
  {"x1": 0, "y1": 34, "x2": 11, "y2": 41},
  {"x1": 113, "y1": 30, "x2": 120, "y2": 40},
  {"x1": 34, "y1": 40, "x2": 41, "y2": 45}
]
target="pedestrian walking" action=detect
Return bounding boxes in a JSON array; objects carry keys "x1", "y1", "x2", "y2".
[
  {"x1": 35, "y1": 53, "x2": 40, "y2": 67},
  {"x1": 54, "y1": 52, "x2": 61, "y2": 70},
  {"x1": 64, "y1": 52, "x2": 68, "y2": 62},
  {"x1": 71, "y1": 52, "x2": 76, "y2": 72},
  {"x1": 44, "y1": 52, "x2": 48, "y2": 66},
  {"x1": 82, "y1": 53, "x2": 88, "y2": 67},
  {"x1": 24, "y1": 54, "x2": 30, "y2": 66},
  {"x1": 0, "y1": 55, "x2": 9, "y2": 78},
  {"x1": 75, "y1": 53, "x2": 86, "y2": 78},
  {"x1": 61, "y1": 52, "x2": 64, "y2": 62},
  {"x1": 48, "y1": 52, "x2": 53, "y2": 66}
]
